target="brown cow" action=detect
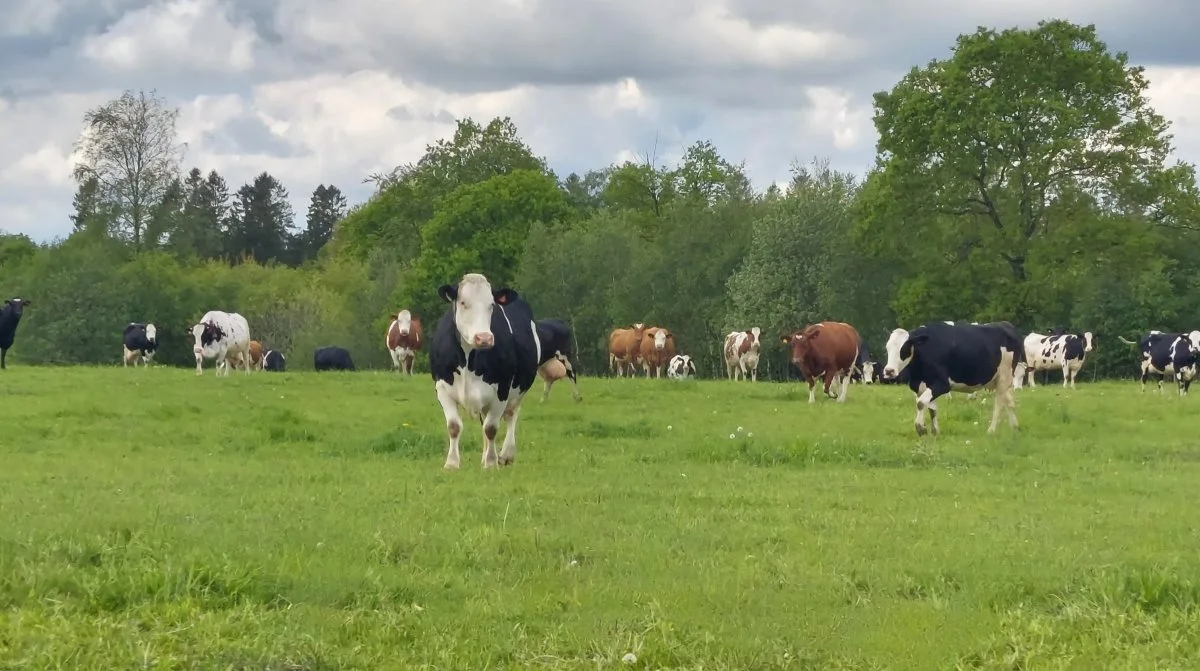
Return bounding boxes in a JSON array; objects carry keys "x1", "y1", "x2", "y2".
[
  {"x1": 387, "y1": 309, "x2": 423, "y2": 376},
  {"x1": 640, "y1": 326, "x2": 677, "y2": 378},
  {"x1": 608, "y1": 323, "x2": 647, "y2": 377},
  {"x1": 781, "y1": 321, "x2": 861, "y2": 403},
  {"x1": 248, "y1": 340, "x2": 264, "y2": 370}
]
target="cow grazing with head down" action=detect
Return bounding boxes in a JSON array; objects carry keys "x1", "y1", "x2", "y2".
[
  {"x1": 1117, "y1": 330, "x2": 1200, "y2": 395},
  {"x1": 667, "y1": 354, "x2": 697, "y2": 380},
  {"x1": 122, "y1": 323, "x2": 158, "y2": 367},
  {"x1": 535, "y1": 318, "x2": 582, "y2": 403},
  {"x1": 608, "y1": 323, "x2": 647, "y2": 377},
  {"x1": 1014, "y1": 330, "x2": 1094, "y2": 389},
  {"x1": 723, "y1": 327, "x2": 762, "y2": 381},
  {"x1": 190, "y1": 310, "x2": 251, "y2": 376},
  {"x1": 263, "y1": 349, "x2": 286, "y2": 372},
  {"x1": 781, "y1": 321, "x2": 862, "y2": 403},
  {"x1": 850, "y1": 341, "x2": 878, "y2": 384},
  {"x1": 639, "y1": 327, "x2": 676, "y2": 378},
  {"x1": 883, "y1": 321, "x2": 1022, "y2": 436},
  {"x1": 430, "y1": 273, "x2": 541, "y2": 470},
  {"x1": 387, "y1": 309, "x2": 423, "y2": 376},
  {"x1": 0, "y1": 297, "x2": 30, "y2": 369},
  {"x1": 314, "y1": 346, "x2": 355, "y2": 371}
]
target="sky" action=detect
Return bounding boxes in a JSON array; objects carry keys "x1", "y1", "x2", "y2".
[{"x1": 2, "y1": 0, "x2": 1199, "y2": 243}]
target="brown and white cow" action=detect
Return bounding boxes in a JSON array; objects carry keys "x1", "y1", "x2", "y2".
[
  {"x1": 781, "y1": 321, "x2": 862, "y2": 403},
  {"x1": 723, "y1": 327, "x2": 762, "y2": 381},
  {"x1": 608, "y1": 323, "x2": 647, "y2": 377},
  {"x1": 248, "y1": 340, "x2": 264, "y2": 370},
  {"x1": 387, "y1": 309, "x2": 424, "y2": 376},
  {"x1": 640, "y1": 326, "x2": 677, "y2": 378}
]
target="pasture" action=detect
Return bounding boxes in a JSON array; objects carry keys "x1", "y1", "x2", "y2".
[{"x1": 2, "y1": 367, "x2": 1200, "y2": 669}]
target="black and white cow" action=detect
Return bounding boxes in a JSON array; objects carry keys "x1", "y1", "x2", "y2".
[
  {"x1": 0, "y1": 297, "x2": 30, "y2": 369},
  {"x1": 314, "y1": 346, "x2": 355, "y2": 371},
  {"x1": 262, "y1": 349, "x2": 286, "y2": 372},
  {"x1": 430, "y1": 272, "x2": 541, "y2": 470},
  {"x1": 1015, "y1": 330, "x2": 1094, "y2": 389},
  {"x1": 850, "y1": 341, "x2": 878, "y2": 384},
  {"x1": 1118, "y1": 330, "x2": 1200, "y2": 395},
  {"x1": 883, "y1": 321, "x2": 1023, "y2": 436},
  {"x1": 535, "y1": 318, "x2": 582, "y2": 403},
  {"x1": 190, "y1": 310, "x2": 251, "y2": 376},
  {"x1": 667, "y1": 354, "x2": 697, "y2": 380},
  {"x1": 122, "y1": 322, "x2": 158, "y2": 367}
]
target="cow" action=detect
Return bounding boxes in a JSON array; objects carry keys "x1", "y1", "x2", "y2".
[
  {"x1": 850, "y1": 341, "x2": 878, "y2": 384},
  {"x1": 723, "y1": 327, "x2": 762, "y2": 381},
  {"x1": 667, "y1": 354, "x2": 697, "y2": 380},
  {"x1": 190, "y1": 310, "x2": 251, "y2": 376},
  {"x1": 608, "y1": 323, "x2": 647, "y2": 377},
  {"x1": 430, "y1": 272, "x2": 541, "y2": 470},
  {"x1": 247, "y1": 340, "x2": 264, "y2": 370},
  {"x1": 640, "y1": 327, "x2": 677, "y2": 378},
  {"x1": 122, "y1": 323, "x2": 158, "y2": 367},
  {"x1": 0, "y1": 297, "x2": 30, "y2": 370},
  {"x1": 314, "y1": 346, "x2": 355, "y2": 371},
  {"x1": 386, "y1": 309, "x2": 423, "y2": 376},
  {"x1": 780, "y1": 321, "x2": 862, "y2": 403},
  {"x1": 1117, "y1": 330, "x2": 1200, "y2": 395},
  {"x1": 263, "y1": 349, "x2": 286, "y2": 372},
  {"x1": 1014, "y1": 331, "x2": 1094, "y2": 389},
  {"x1": 882, "y1": 321, "x2": 1022, "y2": 436},
  {"x1": 534, "y1": 318, "x2": 582, "y2": 403}
]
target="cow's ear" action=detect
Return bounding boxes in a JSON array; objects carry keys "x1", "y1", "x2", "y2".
[
  {"x1": 807, "y1": 329, "x2": 820, "y2": 339},
  {"x1": 437, "y1": 285, "x2": 457, "y2": 303},
  {"x1": 493, "y1": 288, "x2": 518, "y2": 305}
]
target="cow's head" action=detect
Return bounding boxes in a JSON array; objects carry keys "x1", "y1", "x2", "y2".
[
  {"x1": 862, "y1": 360, "x2": 877, "y2": 384},
  {"x1": 746, "y1": 327, "x2": 762, "y2": 351},
  {"x1": 1082, "y1": 331, "x2": 1094, "y2": 353},
  {"x1": 145, "y1": 324, "x2": 157, "y2": 343},
  {"x1": 4, "y1": 298, "x2": 30, "y2": 317},
  {"x1": 882, "y1": 327, "x2": 915, "y2": 379},
  {"x1": 652, "y1": 328, "x2": 671, "y2": 350},
  {"x1": 438, "y1": 273, "x2": 516, "y2": 351},
  {"x1": 190, "y1": 320, "x2": 224, "y2": 351},
  {"x1": 1186, "y1": 330, "x2": 1200, "y2": 355},
  {"x1": 780, "y1": 326, "x2": 817, "y2": 365},
  {"x1": 394, "y1": 309, "x2": 413, "y2": 336}
]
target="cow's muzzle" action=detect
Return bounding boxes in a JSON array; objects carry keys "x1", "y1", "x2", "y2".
[{"x1": 473, "y1": 332, "x2": 495, "y2": 349}]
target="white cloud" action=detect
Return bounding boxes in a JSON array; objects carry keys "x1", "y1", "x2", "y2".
[
  {"x1": 80, "y1": 0, "x2": 257, "y2": 74},
  {"x1": 3, "y1": 0, "x2": 63, "y2": 36}
]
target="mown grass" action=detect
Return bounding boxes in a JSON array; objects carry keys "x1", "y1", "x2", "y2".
[{"x1": 2, "y1": 366, "x2": 1200, "y2": 669}]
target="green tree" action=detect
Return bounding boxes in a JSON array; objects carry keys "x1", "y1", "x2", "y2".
[
  {"x1": 169, "y1": 168, "x2": 230, "y2": 260},
  {"x1": 227, "y1": 172, "x2": 296, "y2": 266},
  {"x1": 301, "y1": 184, "x2": 347, "y2": 262}
]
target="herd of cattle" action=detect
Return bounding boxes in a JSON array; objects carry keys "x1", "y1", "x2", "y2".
[{"x1": 4, "y1": 277, "x2": 1200, "y2": 466}]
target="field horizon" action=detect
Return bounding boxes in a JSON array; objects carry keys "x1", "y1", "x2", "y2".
[{"x1": 2, "y1": 365, "x2": 1199, "y2": 669}]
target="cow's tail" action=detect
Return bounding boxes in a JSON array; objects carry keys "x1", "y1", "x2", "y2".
[{"x1": 1117, "y1": 336, "x2": 1139, "y2": 346}]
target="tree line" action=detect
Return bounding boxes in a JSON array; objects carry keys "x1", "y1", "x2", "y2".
[{"x1": 2, "y1": 19, "x2": 1198, "y2": 379}]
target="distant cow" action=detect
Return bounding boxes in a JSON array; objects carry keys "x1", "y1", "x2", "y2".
[
  {"x1": 850, "y1": 341, "x2": 877, "y2": 384},
  {"x1": 723, "y1": 327, "x2": 762, "y2": 381},
  {"x1": 387, "y1": 309, "x2": 423, "y2": 376},
  {"x1": 263, "y1": 349, "x2": 286, "y2": 372},
  {"x1": 248, "y1": 340, "x2": 264, "y2": 370},
  {"x1": 314, "y1": 346, "x2": 355, "y2": 372},
  {"x1": 430, "y1": 273, "x2": 541, "y2": 470},
  {"x1": 190, "y1": 310, "x2": 251, "y2": 376},
  {"x1": 608, "y1": 323, "x2": 647, "y2": 377},
  {"x1": 122, "y1": 322, "x2": 158, "y2": 367},
  {"x1": 667, "y1": 354, "x2": 697, "y2": 380},
  {"x1": 1118, "y1": 330, "x2": 1200, "y2": 395},
  {"x1": 781, "y1": 321, "x2": 862, "y2": 403},
  {"x1": 1015, "y1": 331, "x2": 1094, "y2": 389},
  {"x1": 0, "y1": 297, "x2": 30, "y2": 370},
  {"x1": 535, "y1": 318, "x2": 582, "y2": 403},
  {"x1": 640, "y1": 327, "x2": 677, "y2": 378},
  {"x1": 883, "y1": 321, "x2": 1022, "y2": 436}
]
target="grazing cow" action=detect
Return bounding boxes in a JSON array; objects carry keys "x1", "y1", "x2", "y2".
[
  {"x1": 882, "y1": 321, "x2": 1022, "y2": 436},
  {"x1": 535, "y1": 318, "x2": 582, "y2": 403},
  {"x1": 781, "y1": 321, "x2": 862, "y2": 403},
  {"x1": 263, "y1": 349, "x2": 286, "y2": 372},
  {"x1": 314, "y1": 346, "x2": 356, "y2": 371},
  {"x1": 1117, "y1": 330, "x2": 1200, "y2": 395},
  {"x1": 640, "y1": 327, "x2": 677, "y2": 378},
  {"x1": 430, "y1": 272, "x2": 541, "y2": 470},
  {"x1": 190, "y1": 310, "x2": 251, "y2": 376},
  {"x1": 247, "y1": 340, "x2": 264, "y2": 370},
  {"x1": 667, "y1": 354, "x2": 697, "y2": 380},
  {"x1": 122, "y1": 323, "x2": 158, "y2": 367},
  {"x1": 608, "y1": 323, "x2": 647, "y2": 377},
  {"x1": 0, "y1": 297, "x2": 30, "y2": 370},
  {"x1": 386, "y1": 309, "x2": 423, "y2": 376},
  {"x1": 1014, "y1": 331, "x2": 1094, "y2": 389},
  {"x1": 850, "y1": 341, "x2": 878, "y2": 384},
  {"x1": 723, "y1": 327, "x2": 762, "y2": 381}
]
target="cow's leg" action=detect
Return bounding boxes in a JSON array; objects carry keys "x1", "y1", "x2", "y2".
[
  {"x1": 498, "y1": 399, "x2": 523, "y2": 466},
  {"x1": 242, "y1": 350, "x2": 251, "y2": 375},
  {"x1": 822, "y1": 369, "x2": 839, "y2": 399},
  {"x1": 988, "y1": 352, "x2": 1018, "y2": 433},
  {"x1": 807, "y1": 378, "x2": 817, "y2": 403},
  {"x1": 540, "y1": 379, "x2": 553, "y2": 402},
  {"x1": 915, "y1": 381, "x2": 950, "y2": 436},
  {"x1": 751, "y1": 364, "x2": 758, "y2": 382},
  {"x1": 481, "y1": 401, "x2": 506, "y2": 468},
  {"x1": 436, "y1": 384, "x2": 463, "y2": 470},
  {"x1": 928, "y1": 398, "x2": 940, "y2": 434},
  {"x1": 1, "y1": 347, "x2": 6, "y2": 369},
  {"x1": 836, "y1": 370, "x2": 850, "y2": 403},
  {"x1": 913, "y1": 383, "x2": 930, "y2": 435}
]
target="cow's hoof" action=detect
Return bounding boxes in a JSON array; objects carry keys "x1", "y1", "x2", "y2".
[
  {"x1": 915, "y1": 424, "x2": 927, "y2": 436},
  {"x1": 443, "y1": 461, "x2": 460, "y2": 471},
  {"x1": 498, "y1": 455, "x2": 514, "y2": 466},
  {"x1": 573, "y1": 395, "x2": 583, "y2": 403}
]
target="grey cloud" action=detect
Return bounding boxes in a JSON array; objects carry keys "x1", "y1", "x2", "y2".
[
  {"x1": 202, "y1": 113, "x2": 308, "y2": 158},
  {"x1": 386, "y1": 106, "x2": 455, "y2": 124}
]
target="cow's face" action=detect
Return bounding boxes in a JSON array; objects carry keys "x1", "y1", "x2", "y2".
[
  {"x1": 746, "y1": 327, "x2": 761, "y2": 352},
  {"x1": 4, "y1": 298, "x2": 30, "y2": 317},
  {"x1": 395, "y1": 309, "x2": 413, "y2": 336},
  {"x1": 1186, "y1": 330, "x2": 1200, "y2": 355},
  {"x1": 882, "y1": 328, "x2": 912, "y2": 379},
  {"x1": 145, "y1": 324, "x2": 157, "y2": 343},
  {"x1": 780, "y1": 328, "x2": 816, "y2": 365},
  {"x1": 652, "y1": 329, "x2": 669, "y2": 350},
  {"x1": 862, "y1": 361, "x2": 877, "y2": 384},
  {"x1": 439, "y1": 273, "x2": 516, "y2": 351},
  {"x1": 1082, "y1": 331, "x2": 1094, "y2": 353},
  {"x1": 191, "y1": 321, "x2": 224, "y2": 351}
]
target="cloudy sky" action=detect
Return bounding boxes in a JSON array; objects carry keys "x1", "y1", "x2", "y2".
[{"x1": 2, "y1": 0, "x2": 1198, "y2": 243}]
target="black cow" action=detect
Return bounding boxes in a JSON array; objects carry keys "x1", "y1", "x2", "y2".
[
  {"x1": 314, "y1": 346, "x2": 355, "y2": 371},
  {"x1": 122, "y1": 323, "x2": 158, "y2": 367},
  {"x1": 882, "y1": 321, "x2": 1024, "y2": 436},
  {"x1": 0, "y1": 297, "x2": 31, "y2": 369},
  {"x1": 850, "y1": 341, "x2": 879, "y2": 384},
  {"x1": 430, "y1": 272, "x2": 540, "y2": 470},
  {"x1": 1118, "y1": 330, "x2": 1200, "y2": 395},
  {"x1": 535, "y1": 318, "x2": 582, "y2": 403},
  {"x1": 263, "y1": 349, "x2": 286, "y2": 372}
]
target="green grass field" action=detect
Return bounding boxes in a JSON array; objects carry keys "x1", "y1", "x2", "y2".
[{"x1": 3, "y1": 366, "x2": 1200, "y2": 670}]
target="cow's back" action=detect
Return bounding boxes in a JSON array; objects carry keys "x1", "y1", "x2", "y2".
[{"x1": 814, "y1": 321, "x2": 860, "y2": 369}]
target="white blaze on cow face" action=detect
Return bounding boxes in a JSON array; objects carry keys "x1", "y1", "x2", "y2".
[
  {"x1": 1082, "y1": 331, "x2": 1094, "y2": 353},
  {"x1": 145, "y1": 324, "x2": 157, "y2": 343},
  {"x1": 395, "y1": 309, "x2": 413, "y2": 336},
  {"x1": 653, "y1": 329, "x2": 668, "y2": 350},
  {"x1": 439, "y1": 273, "x2": 497, "y2": 351},
  {"x1": 883, "y1": 328, "x2": 911, "y2": 379}
]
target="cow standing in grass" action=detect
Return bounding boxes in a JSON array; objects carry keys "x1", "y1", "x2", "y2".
[
  {"x1": 723, "y1": 327, "x2": 762, "y2": 381},
  {"x1": 0, "y1": 297, "x2": 30, "y2": 370},
  {"x1": 1118, "y1": 330, "x2": 1200, "y2": 395},
  {"x1": 535, "y1": 318, "x2": 582, "y2": 403},
  {"x1": 608, "y1": 324, "x2": 646, "y2": 377},
  {"x1": 387, "y1": 310, "x2": 423, "y2": 376},
  {"x1": 781, "y1": 321, "x2": 862, "y2": 403},
  {"x1": 122, "y1": 323, "x2": 158, "y2": 367},
  {"x1": 190, "y1": 310, "x2": 251, "y2": 376},
  {"x1": 263, "y1": 349, "x2": 286, "y2": 372},
  {"x1": 1015, "y1": 330, "x2": 1094, "y2": 389},
  {"x1": 640, "y1": 327, "x2": 677, "y2": 379}
]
